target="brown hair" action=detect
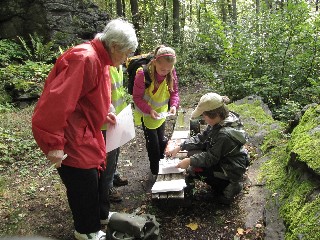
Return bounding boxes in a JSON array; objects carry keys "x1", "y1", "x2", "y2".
[
  {"x1": 202, "y1": 99, "x2": 229, "y2": 120},
  {"x1": 147, "y1": 45, "x2": 177, "y2": 91}
]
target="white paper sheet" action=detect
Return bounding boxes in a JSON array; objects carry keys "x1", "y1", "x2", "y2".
[
  {"x1": 151, "y1": 179, "x2": 186, "y2": 193},
  {"x1": 105, "y1": 105, "x2": 135, "y2": 152},
  {"x1": 158, "y1": 158, "x2": 184, "y2": 174},
  {"x1": 156, "y1": 112, "x2": 175, "y2": 120},
  {"x1": 171, "y1": 130, "x2": 189, "y2": 139}
]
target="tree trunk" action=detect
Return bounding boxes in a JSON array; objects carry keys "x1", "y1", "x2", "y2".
[
  {"x1": 316, "y1": 0, "x2": 319, "y2": 11},
  {"x1": 122, "y1": 0, "x2": 126, "y2": 17},
  {"x1": 180, "y1": 0, "x2": 186, "y2": 44},
  {"x1": 129, "y1": 0, "x2": 141, "y2": 54},
  {"x1": 232, "y1": 0, "x2": 237, "y2": 24},
  {"x1": 116, "y1": 0, "x2": 123, "y2": 17},
  {"x1": 220, "y1": 0, "x2": 227, "y2": 23},
  {"x1": 163, "y1": 0, "x2": 169, "y2": 41},
  {"x1": 173, "y1": 0, "x2": 180, "y2": 44},
  {"x1": 256, "y1": 0, "x2": 260, "y2": 14}
]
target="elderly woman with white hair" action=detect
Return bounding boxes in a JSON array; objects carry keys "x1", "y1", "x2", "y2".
[{"x1": 32, "y1": 19, "x2": 138, "y2": 240}]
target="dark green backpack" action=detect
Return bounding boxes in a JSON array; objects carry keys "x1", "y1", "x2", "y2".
[
  {"x1": 125, "y1": 54, "x2": 153, "y2": 95},
  {"x1": 108, "y1": 212, "x2": 161, "y2": 240}
]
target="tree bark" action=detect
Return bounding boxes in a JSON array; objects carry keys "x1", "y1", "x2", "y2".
[
  {"x1": 129, "y1": 0, "x2": 141, "y2": 53},
  {"x1": 116, "y1": 0, "x2": 123, "y2": 17},
  {"x1": 232, "y1": 0, "x2": 237, "y2": 24},
  {"x1": 220, "y1": 0, "x2": 227, "y2": 23},
  {"x1": 173, "y1": 0, "x2": 180, "y2": 44}
]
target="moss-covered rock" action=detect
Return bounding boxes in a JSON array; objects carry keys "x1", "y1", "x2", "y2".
[
  {"x1": 287, "y1": 105, "x2": 320, "y2": 174},
  {"x1": 260, "y1": 104, "x2": 320, "y2": 240}
]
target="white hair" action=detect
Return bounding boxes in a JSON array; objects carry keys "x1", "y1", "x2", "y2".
[{"x1": 95, "y1": 19, "x2": 138, "y2": 52}]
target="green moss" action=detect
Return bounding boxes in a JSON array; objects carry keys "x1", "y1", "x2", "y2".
[
  {"x1": 258, "y1": 104, "x2": 320, "y2": 239},
  {"x1": 229, "y1": 101, "x2": 274, "y2": 124},
  {"x1": 229, "y1": 101, "x2": 280, "y2": 138},
  {"x1": 287, "y1": 197, "x2": 320, "y2": 240},
  {"x1": 287, "y1": 105, "x2": 320, "y2": 174}
]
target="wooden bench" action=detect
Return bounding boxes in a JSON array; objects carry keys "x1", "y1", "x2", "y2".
[{"x1": 151, "y1": 108, "x2": 194, "y2": 203}]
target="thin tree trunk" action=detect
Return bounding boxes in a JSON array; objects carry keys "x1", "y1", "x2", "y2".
[
  {"x1": 232, "y1": 0, "x2": 237, "y2": 24},
  {"x1": 122, "y1": 0, "x2": 126, "y2": 17},
  {"x1": 129, "y1": 0, "x2": 141, "y2": 54},
  {"x1": 116, "y1": 0, "x2": 123, "y2": 17},
  {"x1": 221, "y1": 0, "x2": 227, "y2": 23},
  {"x1": 173, "y1": 0, "x2": 180, "y2": 44},
  {"x1": 256, "y1": 0, "x2": 260, "y2": 14},
  {"x1": 180, "y1": 0, "x2": 186, "y2": 44},
  {"x1": 163, "y1": 0, "x2": 169, "y2": 41}
]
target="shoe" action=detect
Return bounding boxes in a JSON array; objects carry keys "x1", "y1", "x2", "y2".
[
  {"x1": 74, "y1": 230, "x2": 106, "y2": 240},
  {"x1": 113, "y1": 174, "x2": 128, "y2": 187},
  {"x1": 109, "y1": 187, "x2": 122, "y2": 203}
]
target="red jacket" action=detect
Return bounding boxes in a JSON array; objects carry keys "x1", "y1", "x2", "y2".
[{"x1": 32, "y1": 39, "x2": 112, "y2": 169}]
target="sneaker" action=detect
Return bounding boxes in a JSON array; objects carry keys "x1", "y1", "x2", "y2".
[
  {"x1": 109, "y1": 187, "x2": 122, "y2": 203},
  {"x1": 74, "y1": 230, "x2": 106, "y2": 240},
  {"x1": 113, "y1": 174, "x2": 128, "y2": 187}
]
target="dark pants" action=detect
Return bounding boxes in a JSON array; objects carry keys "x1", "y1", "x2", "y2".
[
  {"x1": 142, "y1": 120, "x2": 167, "y2": 175},
  {"x1": 102, "y1": 130, "x2": 120, "y2": 188},
  {"x1": 58, "y1": 164, "x2": 109, "y2": 234}
]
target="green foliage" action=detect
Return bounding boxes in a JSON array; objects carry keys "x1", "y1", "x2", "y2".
[
  {"x1": 0, "y1": 61, "x2": 52, "y2": 102},
  {"x1": 0, "y1": 105, "x2": 43, "y2": 165},
  {"x1": 0, "y1": 39, "x2": 26, "y2": 67},
  {"x1": 18, "y1": 34, "x2": 57, "y2": 63}
]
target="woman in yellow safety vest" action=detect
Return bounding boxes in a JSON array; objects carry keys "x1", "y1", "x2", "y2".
[
  {"x1": 133, "y1": 45, "x2": 180, "y2": 178},
  {"x1": 101, "y1": 65, "x2": 128, "y2": 203}
]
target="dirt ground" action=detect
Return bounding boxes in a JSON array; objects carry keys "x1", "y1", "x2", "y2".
[{"x1": 0, "y1": 85, "x2": 282, "y2": 240}]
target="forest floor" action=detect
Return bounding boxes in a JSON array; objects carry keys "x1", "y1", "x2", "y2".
[{"x1": 0, "y1": 83, "x2": 283, "y2": 240}]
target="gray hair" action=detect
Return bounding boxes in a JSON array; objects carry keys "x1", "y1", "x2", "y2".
[{"x1": 95, "y1": 19, "x2": 138, "y2": 52}]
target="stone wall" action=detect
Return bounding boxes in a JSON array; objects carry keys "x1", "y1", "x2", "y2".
[{"x1": 0, "y1": 0, "x2": 109, "y2": 46}]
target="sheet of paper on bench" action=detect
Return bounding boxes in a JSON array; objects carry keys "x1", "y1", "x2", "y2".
[
  {"x1": 171, "y1": 130, "x2": 189, "y2": 139},
  {"x1": 151, "y1": 179, "x2": 186, "y2": 193},
  {"x1": 158, "y1": 158, "x2": 184, "y2": 174},
  {"x1": 105, "y1": 105, "x2": 135, "y2": 152}
]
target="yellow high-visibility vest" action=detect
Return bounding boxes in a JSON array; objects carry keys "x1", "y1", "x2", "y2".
[
  {"x1": 101, "y1": 66, "x2": 127, "y2": 130},
  {"x1": 134, "y1": 70, "x2": 170, "y2": 129}
]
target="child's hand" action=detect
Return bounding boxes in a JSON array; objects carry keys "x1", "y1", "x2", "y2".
[
  {"x1": 150, "y1": 109, "x2": 160, "y2": 119},
  {"x1": 169, "y1": 106, "x2": 176, "y2": 115},
  {"x1": 176, "y1": 158, "x2": 191, "y2": 169},
  {"x1": 165, "y1": 146, "x2": 180, "y2": 158}
]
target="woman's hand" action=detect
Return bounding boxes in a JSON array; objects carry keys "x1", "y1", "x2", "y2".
[
  {"x1": 176, "y1": 158, "x2": 191, "y2": 169},
  {"x1": 165, "y1": 146, "x2": 180, "y2": 158},
  {"x1": 47, "y1": 150, "x2": 65, "y2": 168},
  {"x1": 106, "y1": 112, "x2": 117, "y2": 125}
]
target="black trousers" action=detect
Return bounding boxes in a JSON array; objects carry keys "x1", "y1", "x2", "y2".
[
  {"x1": 58, "y1": 164, "x2": 109, "y2": 234},
  {"x1": 142, "y1": 120, "x2": 167, "y2": 175}
]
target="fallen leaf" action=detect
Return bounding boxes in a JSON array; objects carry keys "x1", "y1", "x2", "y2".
[
  {"x1": 186, "y1": 222, "x2": 198, "y2": 230},
  {"x1": 237, "y1": 228, "x2": 244, "y2": 235},
  {"x1": 255, "y1": 223, "x2": 263, "y2": 228}
]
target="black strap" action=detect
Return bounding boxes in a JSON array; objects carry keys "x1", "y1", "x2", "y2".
[{"x1": 142, "y1": 65, "x2": 152, "y2": 89}]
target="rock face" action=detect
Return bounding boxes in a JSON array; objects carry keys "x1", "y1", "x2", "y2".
[{"x1": 0, "y1": 0, "x2": 109, "y2": 45}]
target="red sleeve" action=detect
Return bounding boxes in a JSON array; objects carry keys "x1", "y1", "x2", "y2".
[
  {"x1": 170, "y1": 68, "x2": 180, "y2": 108},
  {"x1": 32, "y1": 58, "x2": 89, "y2": 154},
  {"x1": 132, "y1": 69, "x2": 152, "y2": 114}
]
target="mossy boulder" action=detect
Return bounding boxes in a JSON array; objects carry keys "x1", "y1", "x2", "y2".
[{"x1": 260, "y1": 104, "x2": 320, "y2": 240}]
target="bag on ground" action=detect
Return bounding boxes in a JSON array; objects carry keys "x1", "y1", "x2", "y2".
[{"x1": 108, "y1": 212, "x2": 160, "y2": 240}]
